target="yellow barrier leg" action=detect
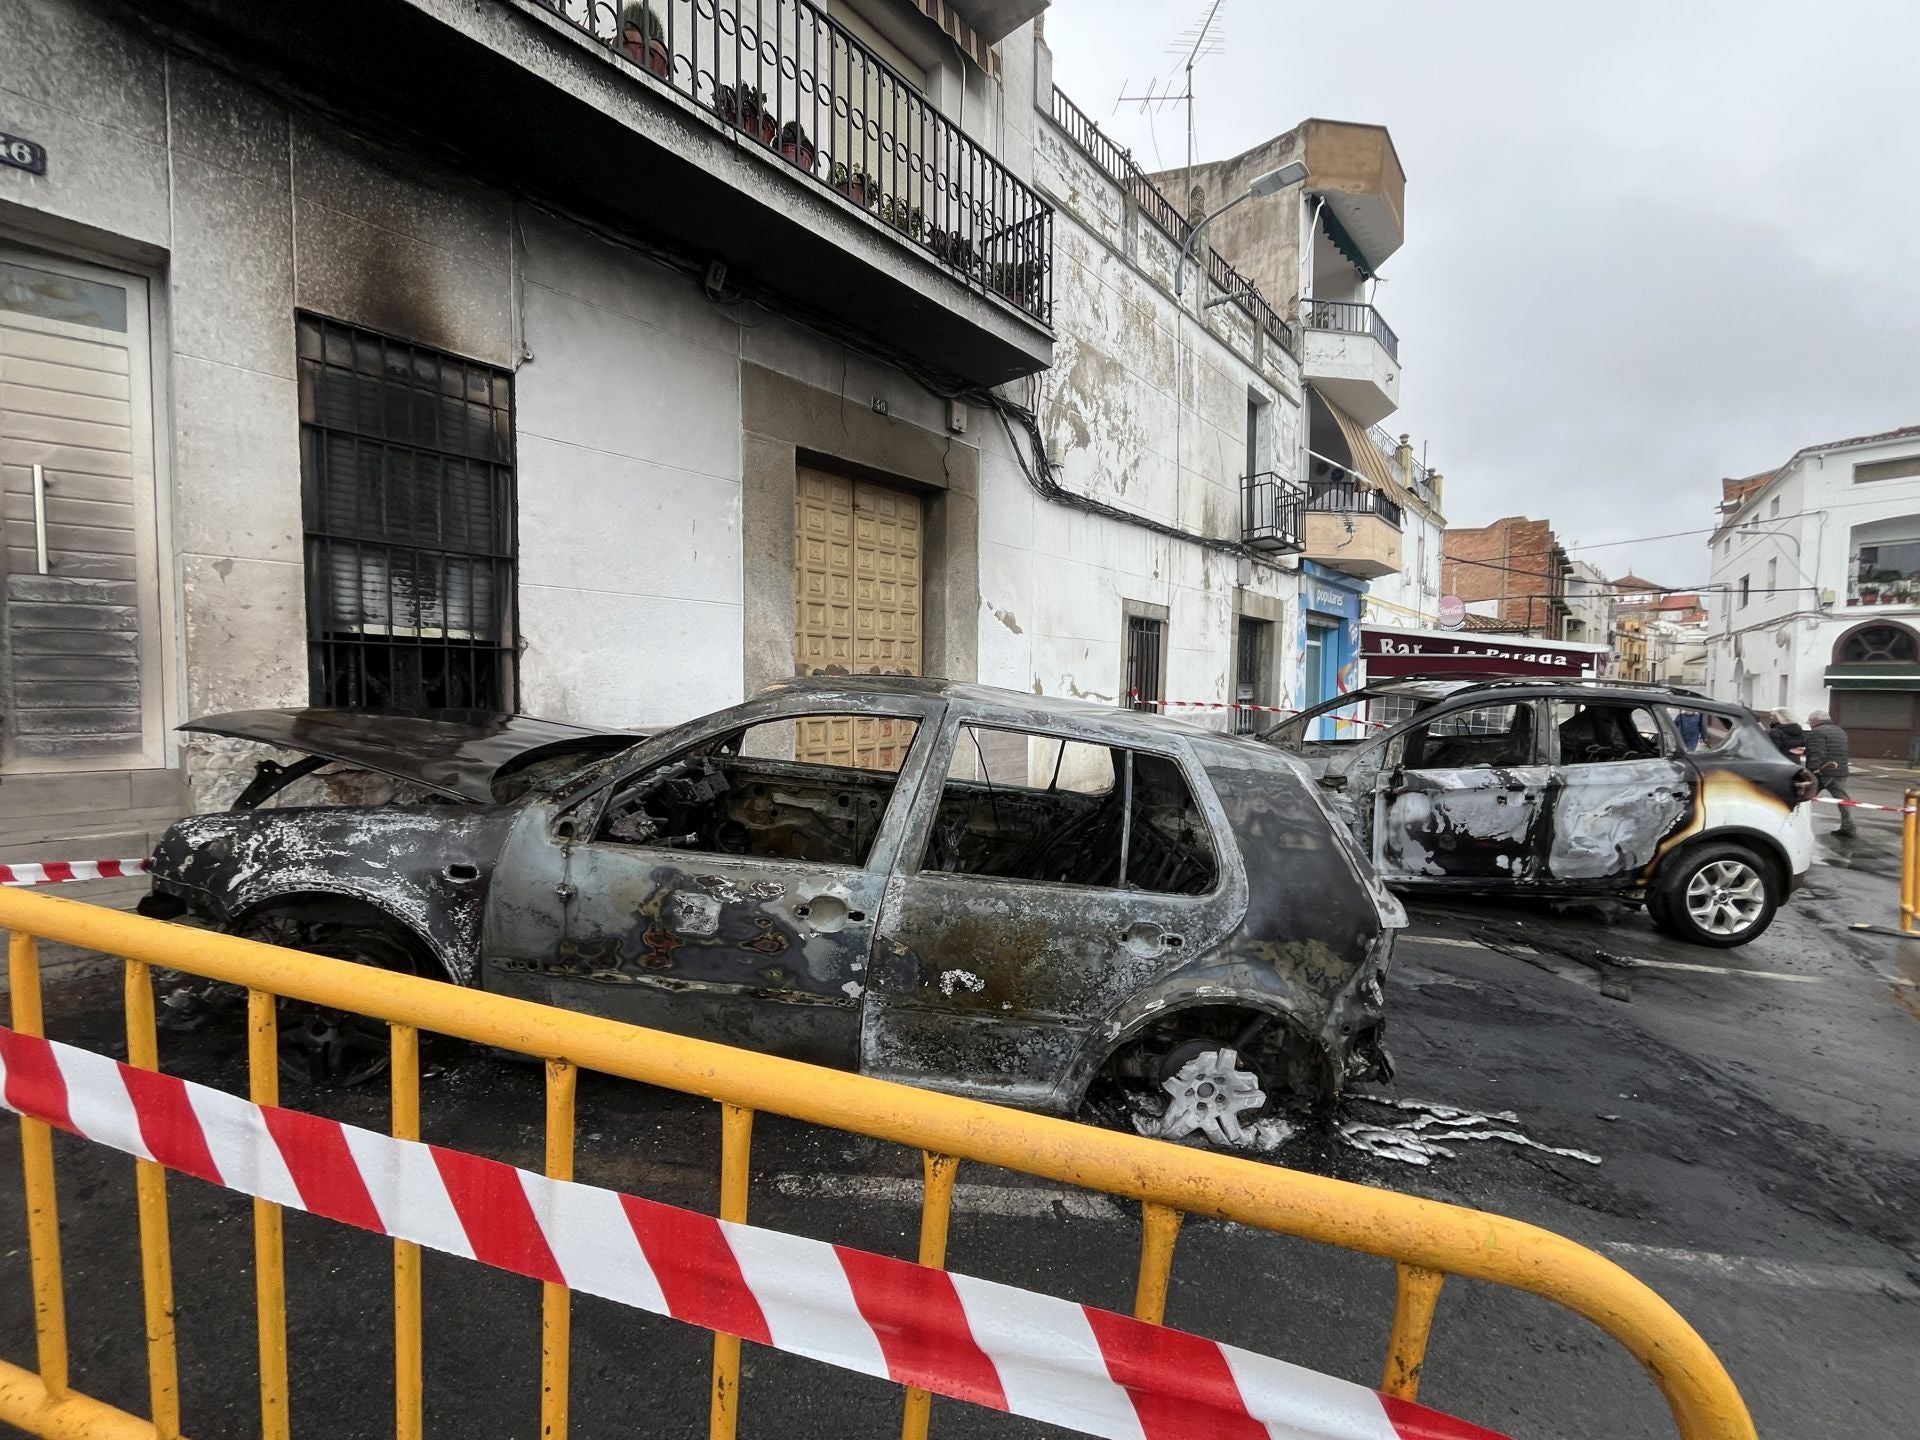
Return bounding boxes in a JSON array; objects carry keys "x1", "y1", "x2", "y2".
[
  {"x1": 709, "y1": 1103, "x2": 755, "y2": 1440},
  {"x1": 1902, "y1": 790, "x2": 1918, "y2": 933},
  {"x1": 391, "y1": 1022, "x2": 423, "y2": 1440},
  {"x1": 541, "y1": 1060, "x2": 577, "y2": 1440},
  {"x1": 1132, "y1": 1201, "x2": 1185, "y2": 1325},
  {"x1": 123, "y1": 960, "x2": 181, "y2": 1440},
  {"x1": 8, "y1": 932, "x2": 69, "y2": 1402},
  {"x1": 1382, "y1": 1262, "x2": 1447, "y2": 1400},
  {"x1": 248, "y1": 990, "x2": 290, "y2": 1440},
  {"x1": 900, "y1": 1152, "x2": 961, "y2": 1440}
]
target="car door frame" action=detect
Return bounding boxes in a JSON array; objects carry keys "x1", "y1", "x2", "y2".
[
  {"x1": 858, "y1": 704, "x2": 1245, "y2": 1111},
  {"x1": 479, "y1": 689, "x2": 945, "y2": 1066},
  {"x1": 1369, "y1": 696, "x2": 1553, "y2": 887}
]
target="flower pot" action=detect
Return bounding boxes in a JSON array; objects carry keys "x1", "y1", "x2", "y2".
[
  {"x1": 781, "y1": 140, "x2": 816, "y2": 173},
  {"x1": 619, "y1": 31, "x2": 667, "y2": 78},
  {"x1": 752, "y1": 114, "x2": 778, "y2": 145},
  {"x1": 836, "y1": 177, "x2": 869, "y2": 207}
]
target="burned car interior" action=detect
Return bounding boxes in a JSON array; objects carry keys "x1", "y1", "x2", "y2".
[
  {"x1": 923, "y1": 727, "x2": 1217, "y2": 894},
  {"x1": 599, "y1": 716, "x2": 921, "y2": 865}
]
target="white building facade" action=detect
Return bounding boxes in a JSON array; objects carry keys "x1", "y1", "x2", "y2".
[{"x1": 1706, "y1": 425, "x2": 1920, "y2": 759}]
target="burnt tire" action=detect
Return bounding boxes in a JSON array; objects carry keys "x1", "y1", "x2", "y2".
[
  {"x1": 1652, "y1": 843, "x2": 1779, "y2": 949},
  {"x1": 235, "y1": 911, "x2": 433, "y2": 1087}
]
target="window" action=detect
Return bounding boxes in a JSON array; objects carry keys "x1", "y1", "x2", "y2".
[
  {"x1": 1777, "y1": 674, "x2": 1788, "y2": 707},
  {"x1": 598, "y1": 714, "x2": 920, "y2": 865},
  {"x1": 1232, "y1": 618, "x2": 1271, "y2": 735},
  {"x1": 1245, "y1": 390, "x2": 1272, "y2": 477},
  {"x1": 1367, "y1": 693, "x2": 1426, "y2": 728},
  {"x1": 1838, "y1": 623, "x2": 1919, "y2": 664},
  {"x1": 1854, "y1": 455, "x2": 1920, "y2": 484},
  {"x1": 1666, "y1": 707, "x2": 1733, "y2": 753},
  {"x1": 1390, "y1": 703, "x2": 1536, "y2": 770},
  {"x1": 923, "y1": 726, "x2": 1216, "y2": 895},
  {"x1": 1123, "y1": 611, "x2": 1166, "y2": 712},
  {"x1": 1551, "y1": 701, "x2": 1666, "y2": 764},
  {"x1": 1739, "y1": 575, "x2": 1750, "y2": 608},
  {"x1": 298, "y1": 316, "x2": 516, "y2": 709},
  {"x1": 1852, "y1": 535, "x2": 1920, "y2": 604},
  {"x1": 1768, "y1": 496, "x2": 1780, "y2": 519},
  {"x1": 1766, "y1": 557, "x2": 1778, "y2": 592}
]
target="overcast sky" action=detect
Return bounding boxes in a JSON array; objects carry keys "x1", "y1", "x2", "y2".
[{"x1": 1043, "y1": 0, "x2": 1920, "y2": 591}]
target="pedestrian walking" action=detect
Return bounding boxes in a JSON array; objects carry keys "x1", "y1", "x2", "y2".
[
  {"x1": 1766, "y1": 709, "x2": 1807, "y2": 760},
  {"x1": 1802, "y1": 709, "x2": 1855, "y2": 836}
]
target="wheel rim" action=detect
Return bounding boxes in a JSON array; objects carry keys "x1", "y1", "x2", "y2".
[
  {"x1": 1148, "y1": 1046, "x2": 1266, "y2": 1145},
  {"x1": 1684, "y1": 859, "x2": 1766, "y2": 937}
]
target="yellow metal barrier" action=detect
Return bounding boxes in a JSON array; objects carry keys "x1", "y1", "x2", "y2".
[
  {"x1": 0, "y1": 885, "x2": 1756, "y2": 1440},
  {"x1": 1902, "y1": 788, "x2": 1919, "y2": 933}
]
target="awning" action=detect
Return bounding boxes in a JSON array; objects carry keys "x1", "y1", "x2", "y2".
[
  {"x1": 1824, "y1": 664, "x2": 1920, "y2": 691},
  {"x1": 1318, "y1": 206, "x2": 1375, "y2": 280},
  {"x1": 1315, "y1": 392, "x2": 1416, "y2": 512}
]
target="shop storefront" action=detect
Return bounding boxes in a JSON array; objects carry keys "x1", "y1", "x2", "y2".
[
  {"x1": 1360, "y1": 624, "x2": 1607, "y2": 680},
  {"x1": 1299, "y1": 563, "x2": 1367, "y2": 738}
]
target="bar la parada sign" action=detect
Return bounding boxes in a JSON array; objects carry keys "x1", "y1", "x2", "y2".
[{"x1": 1360, "y1": 625, "x2": 1605, "y2": 678}]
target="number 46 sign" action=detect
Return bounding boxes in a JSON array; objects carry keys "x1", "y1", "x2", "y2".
[{"x1": 1, "y1": 131, "x2": 48, "y2": 176}]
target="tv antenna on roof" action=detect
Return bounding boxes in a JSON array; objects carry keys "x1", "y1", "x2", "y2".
[{"x1": 1115, "y1": 0, "x2": 1227, "y2": 200}]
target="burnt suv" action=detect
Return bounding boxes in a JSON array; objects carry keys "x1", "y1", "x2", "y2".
[
  {"x1": 1260, "y1": 678, "x2": 1816, "y2": 947},
  {"x1": 141, "y1": 678, "x2": 1402, "y2": 1137}
]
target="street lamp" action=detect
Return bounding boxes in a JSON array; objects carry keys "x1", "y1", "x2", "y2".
[{"x1": 1173, "y1": 160, "x2": 1309, "y2": 299}]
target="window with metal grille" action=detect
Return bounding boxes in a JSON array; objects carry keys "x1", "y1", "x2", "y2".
[
  {"x1": 297, "y1": 316, "x2": 516, "y2": 710},
  {"x1": 1233, "y1": 618, "x2": 1270, "y2": 734},
  {"x1": 1124, "y1": 614, "x2": 1165, "y2": 712}
]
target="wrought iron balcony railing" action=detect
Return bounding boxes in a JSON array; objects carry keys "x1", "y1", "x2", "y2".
[
  {"x1": 532, "y1": 0, "x2": 1053, "y2": 322},
  {"x1": 1050, "y1": 87, "x2": 1296, "y2": 355},
  {"x1": 1306, "y1": 475, "x2": 1403, "y2": 528},
  {"x1": 1304, "y1": 297, "x2": 1400, "y2": 362},
  {"x1": 1241, "y1": 471, "x2": 1307, "y2": 554}
]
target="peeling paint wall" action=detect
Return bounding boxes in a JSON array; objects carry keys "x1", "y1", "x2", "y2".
[{"x1": 982, "y1": 108, "x2": 1306, "y2": 718}]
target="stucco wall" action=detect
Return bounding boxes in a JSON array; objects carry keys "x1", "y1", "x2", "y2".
[{"x1": 1008, "y1": 108, "x2": 1307, "y2": 716}]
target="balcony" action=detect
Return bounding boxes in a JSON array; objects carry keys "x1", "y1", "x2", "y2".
[
  {"x1": 1303, "y1": 299, "x2": 1400, "y2": 426},
  {"x1": 150, "y1": 0, "x2": 1053, "y2": 386},
  {"x1": 1242, "y1": 472, "x2": 1308, "y2": 554},
  {"x1": 1302, "y1": 476, "x2": 1403, "y2": 578}
]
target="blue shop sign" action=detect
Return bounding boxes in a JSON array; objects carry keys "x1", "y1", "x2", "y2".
[{"x1": 1302, "y1": 574, "x2": 1362, "y2": 621}]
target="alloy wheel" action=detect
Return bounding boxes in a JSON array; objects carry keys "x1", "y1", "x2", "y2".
[{"x1": 1684, "y1": 859, "x2": 1767, "y2": 937}]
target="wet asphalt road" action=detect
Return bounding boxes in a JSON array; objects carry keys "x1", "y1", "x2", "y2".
[{"x1": 3, "y1": 815, "x2": 1917, "y2": 1440}]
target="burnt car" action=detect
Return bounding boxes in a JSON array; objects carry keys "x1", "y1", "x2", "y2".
[
  {"x1": 141, "y1": 678, "x2": 1402, "y2": 1137},
  {"x1": 1261, "y1": 678, "x2": 1816, "y2": 947}
]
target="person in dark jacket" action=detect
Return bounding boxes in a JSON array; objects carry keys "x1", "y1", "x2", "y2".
[
  {"x1": 1803, "y1": 709, "x2": 1854, "y2": 836},
  {"x1": 1766, "y1": 709, "x2": 1808, "y2": 760}
]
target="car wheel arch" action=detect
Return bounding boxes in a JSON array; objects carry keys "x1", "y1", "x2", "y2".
[
  {"x1": 1063, "y1": 989, "x2": 1324, "y2": 1114},
  {"x1": 1654, "y1": 827, "x2": 1790, "y2": 896},
  {"x1": 230, "y1": 889, "x2": 462, "y2": 983}
]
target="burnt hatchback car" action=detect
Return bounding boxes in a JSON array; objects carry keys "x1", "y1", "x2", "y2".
[
  {"x1": 141, "y1": 678, "x2": 1402, "y2": 1138},
  {"x1": 1261, "y1": 678, "x2": 1815, "y2": 947}
]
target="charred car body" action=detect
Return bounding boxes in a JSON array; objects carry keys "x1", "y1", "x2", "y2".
[
  {"x1": 1261, "y1": 678, "x2": 1815, "y2": 947},
  {"x1": 141, "y1": 679, "x2": 1402, "y2": 1127}
]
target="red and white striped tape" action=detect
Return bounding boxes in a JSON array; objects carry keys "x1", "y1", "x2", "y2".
[
  {"x1": 0, "y1": 857, "x2": 152, "y2": 887},
  {"x1": 1811, "y1": 795, "x2": 1909, "y2": 814},
  {"x1": 0, "y1": 1024, "x2": 1503, "y2": 1440}
]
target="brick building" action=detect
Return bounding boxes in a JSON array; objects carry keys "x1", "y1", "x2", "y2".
[{"x1": 1441, "y1": 516, "x2": 1572, "y2": 637}]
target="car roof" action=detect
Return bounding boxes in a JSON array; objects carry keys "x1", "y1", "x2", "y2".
[
  {"x1": 1348, "y1": 674, "x2": 1741, "y2": 713},
  {"x1": 756, "y1": 674, "x2": 1293, "y2": 750}
]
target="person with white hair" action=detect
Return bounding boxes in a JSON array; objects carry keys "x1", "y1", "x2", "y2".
[
  {"x1": 1802, "y1": 709, "x2": 1855, "y2": 837},
  {"x1": 1766, "y1": 708, "x2": 1807, "y2": 759}
]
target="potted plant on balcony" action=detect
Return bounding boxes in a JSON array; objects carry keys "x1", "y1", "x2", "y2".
[
  {"x1": 878, "y1": 196, "x2": 923, "y2": 239},
  {"x1": 928, "y1": 228, "x2": 977, "y2": 272},
  {"x1": 830, "y1": 162, "x2": 873, "y2": 207},
  {"x1": 778, "y1": 120, "x2": 815, "y2": 173},
  {"x1": 989, "y1": 257, "x2": 1042, "y2": 308},
  {"x1": 714, "y1": 84, "x2": 777, "y2": 144},
  {"x1": 618, "y1": 4, "x2": 670, "y2": 79},
  {"x1": 1859, "y1": 583, "x2": 1881, "y2": 606}
]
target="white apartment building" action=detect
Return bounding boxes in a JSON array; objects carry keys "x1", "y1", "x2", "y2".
[
  {"x1": 1563, "y1": 559, "x2": 1613, "y2": 656},
  {"x1": 1706, "y1": 424, "x2": 1920, "y2": 759}
]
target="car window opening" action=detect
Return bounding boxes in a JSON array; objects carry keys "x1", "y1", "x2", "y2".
[
  {"x1": 1397, "y1": 704, "x2": 1535, "y2": 770},
  {"x1": 924, "y1": 726, "x2": 1217, "y2": 895},
  {"x1": 1552, "y1": 701, "x2": 1668, "y2": 765},
  {"x1": 597, "y1": 715, "x2": 920, "y2": 865}
]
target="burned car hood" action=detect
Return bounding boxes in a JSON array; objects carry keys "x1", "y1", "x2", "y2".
[{"x1": 180, "y1": 708, "x2": 642, "y2": 803}]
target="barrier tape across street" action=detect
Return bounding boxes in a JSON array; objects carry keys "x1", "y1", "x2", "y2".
[
  {"x1": 0, "y1": 857, "x2": 152, "y2": 887},
  {"x1": 1128, "y1": 692, "x2": 1391, "y2": 729},
  {"x1": 0, "y1": 1023, "x2": 1503, "y2": 1440}
]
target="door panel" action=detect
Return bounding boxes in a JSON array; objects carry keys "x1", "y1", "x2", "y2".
[
  {"x1": 1373, "y1": 701, "x2": 1548, "y2": 883},
  {"x1": 1545, "y1": 701, "x2": 1693, "y2": 881},
  {"x1": 0, "y1": 252, "x2": 162, "y2": 774}
]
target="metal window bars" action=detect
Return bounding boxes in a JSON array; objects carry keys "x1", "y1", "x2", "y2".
[
  {"x1": 529, "y1": 0, "x2": 1053, "y2": 324},
  {"x1": 1048, "y1": 87, "x2": 1297, "y2": 355}
]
